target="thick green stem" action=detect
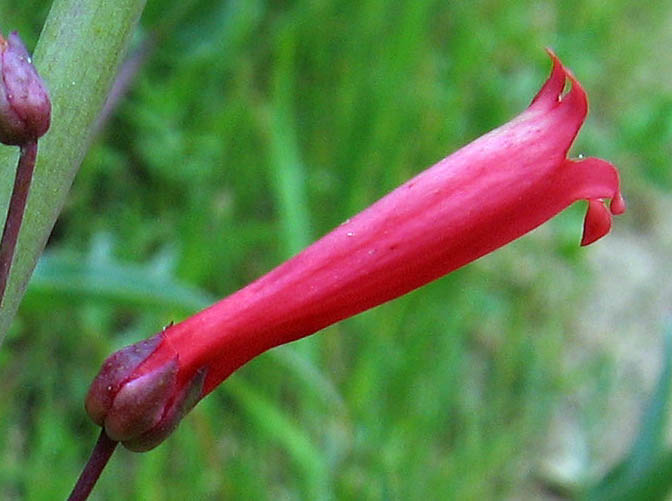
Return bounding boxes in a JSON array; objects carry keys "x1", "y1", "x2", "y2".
[{"x1": 0, "y1": 0, "x2": 147, "y2": 341}]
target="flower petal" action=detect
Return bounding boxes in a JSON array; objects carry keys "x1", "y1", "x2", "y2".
[
  {"x1": 581, "y1": 199, "x2": 612, "y2": 246},
  {"x1": 530, "y1": 48, "x2": 567, "y2": 108}
]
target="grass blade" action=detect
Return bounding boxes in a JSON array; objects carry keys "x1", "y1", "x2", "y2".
[{"x1": 0, "y1": 0, "x2": 147, "y2": 342}]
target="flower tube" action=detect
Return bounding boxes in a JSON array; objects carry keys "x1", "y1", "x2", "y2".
[{"x1": 84, "y1": 50, "x2": 624, "y2": 452}]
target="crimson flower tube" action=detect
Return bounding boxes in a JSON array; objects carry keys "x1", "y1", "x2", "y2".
[{"x1": 85, "y1": 50, "x2": 624, "y2": 452}]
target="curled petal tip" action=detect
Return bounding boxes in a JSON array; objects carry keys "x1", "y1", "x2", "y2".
[
  {"x1": 531, "y1": 49, "x2": 587, "y2": 128},
  {"x1": 581, "y1": 199, "x2": 612, "y2": 246},
  {"x1": 559, "y1": 157, "x2": 625, "y2": 238},
  {"x1": 610, "y1": 192, "x2": 626, "y2": 215},
  {"x1": 531, "y1": 49, "x2": 566, "y2": 106},
  {"x1": 544, "y1": 47, "x2": 558, "y2": 58}
]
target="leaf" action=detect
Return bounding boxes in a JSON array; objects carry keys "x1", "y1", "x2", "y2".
[
  {"x1": 226, "y1": 376, "x2": 332, "y2": 500},
  {"x1": 0, "y1": 0, "x2": 148, "y2": 342},
  {"x1": 583, "y1": 322, "x2": 672, "y2": 500},
  {"x1": 24, "y1": 249, "x2": 213, "y2": 314}
]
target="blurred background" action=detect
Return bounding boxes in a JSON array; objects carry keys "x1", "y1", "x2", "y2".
[{"x1": 1, "y1": 0, "x2": 671, "y2": 499}]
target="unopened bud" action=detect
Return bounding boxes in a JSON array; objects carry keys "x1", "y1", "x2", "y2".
[
  {"x1": 85, "y1": 332, "x2": 206, "y2": 452},
  {"x1": 0, "y1": 31, "x2": 50, "y2": 145}
]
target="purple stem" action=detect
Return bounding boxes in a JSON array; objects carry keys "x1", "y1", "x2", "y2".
[
  {"x1": 0, "y1": 140, "x2": 38, "y2": 306},
  {"x1": 67, "y1": 430, "x2": 118, "y2": 501}
]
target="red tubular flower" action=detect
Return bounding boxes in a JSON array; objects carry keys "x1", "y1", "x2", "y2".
[{"x1": 85, "y1": 50, "x2": 624, "y2": 451}]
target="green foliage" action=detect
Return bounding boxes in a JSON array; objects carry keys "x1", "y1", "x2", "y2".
[
  {"x1": 0, "y1": 0, "x2": 147, "y2": 340},
  {"x1": 0, "y1": 0, "x2": 668, "y2": 499},
  {"x1": 583, "y1": 324, "x2": 672, "y2": 501}
]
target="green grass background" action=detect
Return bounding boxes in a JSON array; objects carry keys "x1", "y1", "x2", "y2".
[{"x1": 1, "y1": 0, "x2": 671, "y2": 499}]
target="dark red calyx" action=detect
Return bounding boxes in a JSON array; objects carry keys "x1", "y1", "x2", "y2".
[
  {"x1": 85, "y1": 332, "x2": 208, "y2": 452},
  {"x1": 122, "y1": 367, "x2": 206, "y2": 452},
  {"x1": 0, "y1": 31, "x2": 51, "y2": 145},
  {"x1": 85, "y1": 334, "x2": 164, "y2": 427}
]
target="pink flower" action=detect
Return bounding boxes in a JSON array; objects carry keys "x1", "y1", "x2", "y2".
[{"x1": 85, "y1": 50, "x2": 624, "y2": 451}]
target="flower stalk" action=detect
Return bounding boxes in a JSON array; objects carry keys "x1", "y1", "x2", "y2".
[
  {"x1": 0, "y1": 31, "x2": 51, "y2": 306},
  {"x1": 0, "y1": 140, "x2": 37, "y2": 301},
  {"x1": 74, "y1": 50, "x2": 625, "y2": 498},
  {"x1": 67, "y1": 430, "x2": 118, "y2": 501}
]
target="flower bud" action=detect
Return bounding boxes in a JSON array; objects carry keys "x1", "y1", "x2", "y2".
[
  {"x1": 0, "y1": 31, "x2": 51, "y2": 145},
  {"x1": 85, "y1": 331, "x2": 207, "y2": 452}
]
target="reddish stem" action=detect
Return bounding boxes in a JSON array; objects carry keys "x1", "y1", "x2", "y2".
[
  {"x1": 0, "y1": 140, "x2": 37, "y2": 306},
  {"x1": 67, "y1": 430, "x2": 118, "y2": 501}
]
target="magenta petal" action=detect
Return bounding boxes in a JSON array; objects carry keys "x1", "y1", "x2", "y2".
[
  {"x1": 530, "y1": 49, "x2": 567, "y2": 108},
  {"x1": 610, "y1": 192, "x2": 626, "y2": 215},
  {"x1": 581, "y1": 199, "x2": 612, "y2": 246}
]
